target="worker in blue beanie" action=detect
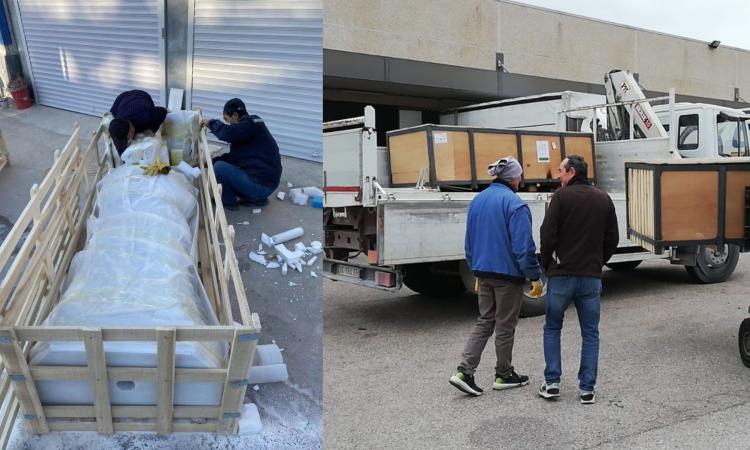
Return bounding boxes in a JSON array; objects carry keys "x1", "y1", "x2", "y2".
[{"x1": 108, "y1": 90, "x2": 168, "y2": 154}]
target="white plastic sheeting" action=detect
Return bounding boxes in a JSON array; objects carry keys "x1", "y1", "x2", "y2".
[{"x1": 31, "y1": 164, "x2": 225, "y2": 406}]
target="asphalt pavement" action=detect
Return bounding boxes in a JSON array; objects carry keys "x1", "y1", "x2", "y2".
[{"x1": 324, "y1": 257, "x2": 750, "y2": 449}]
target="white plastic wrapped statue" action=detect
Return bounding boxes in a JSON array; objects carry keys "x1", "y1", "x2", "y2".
[
  {"x1": 96, "y1": 165, "x2": 198, "y2": 222},
  {"x1": 120, "y1": 135, "x2": 169, "y2": 166},
  {"x1": 162, "y1": 110, "x2": 200, "y2": 164}
]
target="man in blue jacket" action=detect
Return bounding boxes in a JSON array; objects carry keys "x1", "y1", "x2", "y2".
[
  {"x1": 202, "y1": 98, "x2": 282, "y2": 209},
  {"x1": 449, "y1": 156, "x2": 543, "y2": 397}
]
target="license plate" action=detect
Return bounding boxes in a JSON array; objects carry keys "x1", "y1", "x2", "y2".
[{"x1": 338, "y1": 265, "x2": 360, "y2": 278}]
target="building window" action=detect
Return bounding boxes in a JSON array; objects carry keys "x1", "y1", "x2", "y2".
[{"x1": 677, "y1": 114, "x2": 699, "y2": 150}]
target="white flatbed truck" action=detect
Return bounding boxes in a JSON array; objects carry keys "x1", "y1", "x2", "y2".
[{"x1": 323, "y1": 71, "x2": 748, "y2": 316}]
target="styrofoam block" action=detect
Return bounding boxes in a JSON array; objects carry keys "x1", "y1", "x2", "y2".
[
  {"x1": 301, "y1": 186, "x2": 324, "y2": 197},
  {"x1": 307, "y1": 256, "x2": 318, "y2": 266},
  {"x1": 270, "y1": 227, "x2": 304, "y2": 245},
  {"x1": 254, "y1": 344, "x2": 284, "y2": 365},
  {"x1": 247, "y1": 364, "x2": 289, "y2": 385},
  {"x1": 238, "y1": 403, "x2": 263, "y2": 435},
  {"x1": 276, "y1": 191, "x2": 286, "y2": 201}
]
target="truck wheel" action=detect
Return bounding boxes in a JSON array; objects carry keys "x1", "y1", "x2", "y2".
[
  {"x1": 520, "y1": 294, "x2": 546, "y2": 318},
  {"x1": 739, "y1": 318, "x2": 750, "y2": 368},
  {"x1": 403, "y1": 263, "x2": 465, "y2": 297},
  {"x1": 605, "y1": 260, "x2": 642, "y2": 271},
  {"x1": 685, "y1": 244, "x2": 740, "y2": 284}
]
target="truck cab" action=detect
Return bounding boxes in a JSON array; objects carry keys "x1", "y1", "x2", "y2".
[{"x1": 653, "y1": 103, "x2": 750, "y2": 158}]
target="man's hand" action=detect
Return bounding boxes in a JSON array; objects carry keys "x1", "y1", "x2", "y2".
[
  {"x1": 474, "y1": 278, "x2": 480, "y2": 293},
  {"x1": 528, "y1": 280, "x2": 544, "y2": 298},
  {"x1": 200, "y1": 118, "x2": 211, "y2": 128}
]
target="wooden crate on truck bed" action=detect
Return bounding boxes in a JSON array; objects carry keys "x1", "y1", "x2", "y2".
[
  {"x1": 0, "y1": 118, "x2": 258, "y2": 445},
  {"x1": 386, "y1": 124, "x2": 595, "y2": 188},
  {"x1": 626, "y1": 158, "x2": 750, "y2": 253}
]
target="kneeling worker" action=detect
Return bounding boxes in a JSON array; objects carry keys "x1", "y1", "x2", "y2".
[
  {"x1": 449, "y1": 156, "x2": 543, "y2": 396},
  {"x1": 108, "y1": 90, "x2": 168, "y2": 154},
  {"x1": 202, "y1": 98, "x2": 282, "y2": 209}
]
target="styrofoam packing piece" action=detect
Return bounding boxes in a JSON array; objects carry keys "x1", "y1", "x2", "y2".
[
  {"x1": 307, "y1": 246, "x2": 323, "y2": 255},
  {"x1": 294, "y1": 262, "x2": 303, "y2": 273},
  {"x1": 290, "y1": 188, "x2": 309, "y2": 205},
  {"x1": 288, "y1": 282, "x2": 297, "y2": 287},
  {"x1": 307, "y1": 256, "x2": 318, "y2": 266},
  {"x1": 276, "y1": 191, "x2": 286, "y2": 201},
  {"x1": 252, "y1": 209, "x2": 261, "y2": 214},
  {"x1": 238, "y1": 221, "x2": 250, "y2": 226},
  {"x1": 258, "y1": 243, "x2": 263, "y2": 252},
  {"x1": 301, "y1": 186, "x2": 324, "y2": 198},
  {"x1": 310, "y1": 241, "x2": 322, "y2": 249},
  {"x1": 253, "y1": 385, "x2": 260, "y2": 391},
  {"x1": 310, "y1": 271, "x2": 318, "y2": 278},
  {"x1": 281, "y1": 263, "x2": 288, "y2": 275},
  {"x1": 276, "y1": 254, "x2": 283, "y2": 263},
  {"x1": 247, "y1": 364, "x2": 289, "y2": 385},
  {"x1": 248, "y1": 252, "x2": 267, "y2": 266},
  {"x1": 257, "y1": 250, "x2": 267, "y2": 256},
  {"x1": 268, "y1": 227, "x2": 304, "y2": 246},
  {"x1": 174, "y1": 161, "x2": 201, "y2": 179},
  {"x1": 265, "y1": 262, "x2": 280, "y2": 269},
  {"x1": 261, "y1": 232, "x2": 273, "y2": 247},
  {"x1": 287, "y1": 182, "x2": 294, "y2": 188},
  {"x1": 294, "y1": 242, "x2": 306, "y2": 253},
  {"x1": 238, "y1": 403, "x2": 263, "y2": 435}
]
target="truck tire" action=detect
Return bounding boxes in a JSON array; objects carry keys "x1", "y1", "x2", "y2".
[
  {"x1": 739, "y1": 318, "x2": 750, "y2": 368},
  {"x1": 605, "y1": 260, "x2": 642, "y2": 271},
  {"x1": 685, "y1": 244, "x2": 740, "y2": 284},
  {"x1": 520, "y1": 294, "x2": 546, "y2": 318},
  {"x1": 403, "y1": 263, "x2": 465, "y2": 297}
]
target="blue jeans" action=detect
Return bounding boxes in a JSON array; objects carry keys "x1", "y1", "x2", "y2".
[
  {"x1": 213, "y1": 161, "x2": 276, "y2": 206},
  {"x1": 543, "y1": 276, "x2": 602, "y2": 392}
]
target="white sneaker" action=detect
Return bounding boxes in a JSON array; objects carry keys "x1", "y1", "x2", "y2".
[{"x1": 538, "y1": 382, "x2": 560, "y2": 399}]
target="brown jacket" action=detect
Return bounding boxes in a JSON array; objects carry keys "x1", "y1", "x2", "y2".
[{"x1": 540, "y1": 179, "x2": 619, "y2": 278}]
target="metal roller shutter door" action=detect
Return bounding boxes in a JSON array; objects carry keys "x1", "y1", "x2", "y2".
[
  {"x1": 15, "y1": 0, "x2": 164, "y2": 115},
  {"x1": 189, "y1": 0, "x2": 322, "y2": 162}
]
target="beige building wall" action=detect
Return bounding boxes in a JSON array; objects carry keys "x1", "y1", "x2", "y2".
[{"x1": 324, "y1": 0, "x2": 750, "y2": 103}]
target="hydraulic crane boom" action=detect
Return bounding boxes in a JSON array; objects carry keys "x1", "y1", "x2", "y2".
[{"x1": 604, "y1": 69, "x2": 669, "y2": 140}]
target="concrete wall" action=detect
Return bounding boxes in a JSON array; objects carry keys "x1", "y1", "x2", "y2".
[{"x1": 324, "y1": 0, "x2": 750, "y2": 103}]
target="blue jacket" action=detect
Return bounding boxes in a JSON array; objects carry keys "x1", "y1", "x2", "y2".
[
  {"x1": 209, "y1": 115, "x2": 282, "y2": 189},
  {"x1": 465, "y1": 181, "x2": 541, "y2": 283},
  {"x1": 110, "y1": 90, "x2": 167, "y2": 134}
]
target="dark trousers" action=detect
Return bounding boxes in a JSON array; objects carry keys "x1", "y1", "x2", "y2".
[{"x1": 458, "y1": 278, "x2": 523, "y2": 376}]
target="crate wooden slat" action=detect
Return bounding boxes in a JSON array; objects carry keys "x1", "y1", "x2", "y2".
[
  {"x1": 0, "y1": 115, "x2": 260, "y2": 445},
  {"x1": 626, "y1": 158, "x2": 750, "y2": 252},
  {"x1": 386, "y1": 124, "x2": 595, "y2": 188}
]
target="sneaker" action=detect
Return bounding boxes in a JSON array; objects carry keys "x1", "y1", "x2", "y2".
[
  {"x1": 538, "y1": 382, "x2": 561, "y2": 399},
  {"x1": 580, "y1": 391, "x2": 596, "y2": 404},
  {"x1": 493, "y1": 370, "x2": 530, "y2": 390},
  {"x1": 449, "y1": 371, "x2": 483, "y2": 396}
]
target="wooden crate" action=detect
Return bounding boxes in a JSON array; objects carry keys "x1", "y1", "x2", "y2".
[
  {"x1": 386, "y1": 125, "x2": 595, "y2": 188},
  {"x1": 626, "y1": 159, "x2": 750, "y2": 253},
  {"x1": 0, "y1": 117, "x2": 259, "y2": 444}
]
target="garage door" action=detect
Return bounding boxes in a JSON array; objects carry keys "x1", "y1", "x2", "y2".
[
  {"x1": 188, "y1": 0, "x2": 322, "y2": 161},
  {"x1": 15, "y1": 0, "x2": 164, "y2": 115}
]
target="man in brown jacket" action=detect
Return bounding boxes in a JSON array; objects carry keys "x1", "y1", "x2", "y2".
[{"x1": 537, "y1": 155, "x2": 618, "y2": 404}]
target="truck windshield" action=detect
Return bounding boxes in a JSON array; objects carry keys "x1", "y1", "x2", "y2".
[{"x1": 716, "y1": 114, "x2": 748, "y2": 157}]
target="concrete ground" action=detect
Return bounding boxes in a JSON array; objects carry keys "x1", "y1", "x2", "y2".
[
  {"x1": 0, "y1": 105, "x2": 322, "y2": 449},
  {"x1": 325, "y1": 257, "x2": 750, "y2": 449}
]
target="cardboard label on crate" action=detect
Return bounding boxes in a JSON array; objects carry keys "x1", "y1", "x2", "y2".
[
  {"x1": 536, "y1": 141, "x2": 550, "y2": 163},
  {"x1": 433, "y1": 132, "x2": 448, "y2": 144}
]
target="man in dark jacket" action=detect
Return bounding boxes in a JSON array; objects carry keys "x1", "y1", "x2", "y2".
[
  {"x1": 108, "y1": 90, "x2": 168, "y2": 154},
  {"x1": 203, "y1": 98, "x2": 282, "y2": 209},
  {"x1": 538, "y1": 155, "x2": 618, "y2": 405},
  {"x1": 449, "y1": 156, "x2": 543, "y2": 397}
]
